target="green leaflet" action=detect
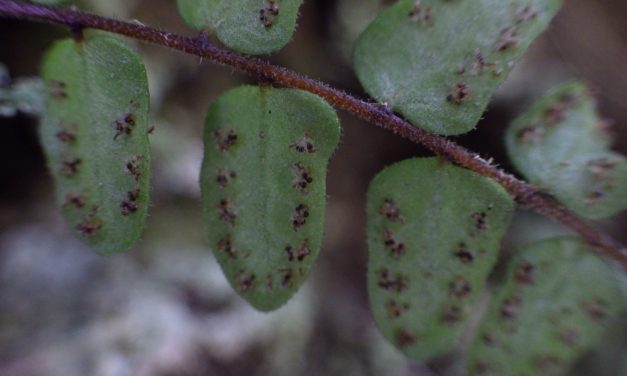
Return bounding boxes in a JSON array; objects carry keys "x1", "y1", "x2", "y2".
[
  {"x1": 506, "y1": 82, "x2": 627, "y2": 219},
  {"x1": 176, "y1": 0, "x2": 303, "y2": 55},
  {"x1": 367, "y1": 158, "x2": 514, "y2": 360},
  {"x1": 40, "y1": 34, "x2": 151, "y2": 254},
  {"x1": 200, "y1": 85, "x2": 340, "y2": 311},
  {"x1": 354, "y1": 0, "x2": 561, "y2": 135},
  {"x1": 468, "y1": 237, "x2": 625, "y2": 375}
]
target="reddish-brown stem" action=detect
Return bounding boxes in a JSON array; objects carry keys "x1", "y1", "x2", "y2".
[{"x1": 0, "y1": 0, "x2": 625, "y2": 271}]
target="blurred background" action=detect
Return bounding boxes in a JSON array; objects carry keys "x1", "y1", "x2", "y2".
[{"x1": 0, "y1": 0, "x2": 626, "y2": 375}]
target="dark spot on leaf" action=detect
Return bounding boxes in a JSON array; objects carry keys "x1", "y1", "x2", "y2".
[
  {"x1": 49, "y1": 80, "x2": 67, "y2": 99},
  {"x1": 581, "y1": 298, "x2": 608, "y2": 321},
  {"x1": 285, "y1": 240, "x2": 311, "y2": 262},
  {"x1": 259, "y1": 0, "x2": 279, "y2": 28},
  {"x1": 290, "y1": 203, "x2": 309, "y2": 230},
  {"x1": 217, "y1": 235, "x2": 237, "y2": 259},
  {"x1": 516, "y1": 125, "x2": 545, "y2": 144},
  {"x1": 63, "y1": 193, "x2": 86, "y2": 208},
  {"x1": 386, "y1": 300, "x2": 409, "y2": 319},
  {"x1": 60, "y1": 157, "x2": 81, "y2": 177},
  {"x1": 515, "y1": 260, "x2": 535, "y2": 284},
  {"x1": 516, "y1": 5, "x2": 538, "y2": 23},
  {"x1": 76, "y1": 218, "x2": 102, "y2": 237},
  {"x1": 111, "y1": 113, "x2": 136, "y2": 140},
  {"x1": 216, "y1": 168, "x2": 237, "y2": 188},
  {"x1": 543, "y1": 93, "x2": 577, "y2": 125},
  {"x1": 259, "y1": 130, "x2": 266, "y2": 139},
  {"x1": 217, "y1": 197, "x2": 236, "y2": 224},
  {"x1": 292, "y1": 162, "x2": 313, "y2": 194},
  {"x1": 449, "y1": 276, "x2": 471, "y2": 299},
  {"x1": 471, "y1": 211, "x2": 488, "y2": 231},
  {"x1": 56, "y1": 124, "x2": 76, "y2": 143},
  {"x1": 501, "y1": 295, "x2": 522, "y2": 319},
  {"x1": 382, "y1": 229, "x2": 406, "y2": 259},
  {"x1": 455, "y1": 242, "x2": 475, "y2": 264},
  {"x1": 587, "y1": 157, "x2": 616, "y2": 177},
  {"x1": 482, "y1": 332, "x2": 496, "y2": 346},
  {"x1": 279, "y1": 268, "x2": 295, "y2": 288},
  {"x1": 585, "y1": 188, "x2": 604, "y2": 204},
  {"x1": 235, "y1": 270, "x2": 256, "y2": 292},
  {"x1": 472, "y1": 50, "x2": 496, "y2": 75},
  {"x1": 378, "y1": 198, "x2": 405, "y2": 223},
  {"x1": 213, "y1": 129, "x2": 238, "y2": 152},
  {"x1": 266, "y1": 275, "x2": 274, "y2": 290},
  {"x1": 441, "y1": 304, "x2": 462, "y2": 323},
  {"x1": 496, "y1": 26, "x2": 519, "y2": 51},
  {"x1": 558, "y1": 329, "x2": 579, "y2": 346},
  {"x1": 394, "y1": 328, "x2": 416, "y2": 348},
  {"x1": 120, "y1": 188, "x2": 140, "y2": 216},
  {"x1": 125, "y1": 155, "x2": 144, "y2": 181},
  {"x1": 446, "y1": 82, "x2": 470, "y2": 105},
  {"x1": 408, "y1": 1, "x2": 432, "y2": 25},
  {"x1": 290, "y1": 135, "x2": 317, "y2": 153},
  {"x1": 377, "y1": 268, "x2": 408, "y2": 293}
]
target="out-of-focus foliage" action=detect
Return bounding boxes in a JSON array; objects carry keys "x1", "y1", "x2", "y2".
[{"x1": 506, "y1": 81, "x2": 627, "y2": 219}]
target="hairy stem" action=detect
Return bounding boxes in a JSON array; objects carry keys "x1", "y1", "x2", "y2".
[{"x1": 0, "y1": 0, "x2": 625, "y2": 271}]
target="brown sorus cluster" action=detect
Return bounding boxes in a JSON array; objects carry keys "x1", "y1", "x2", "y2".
[
  {"x1": 279, "y1": 268, "x2": 295, "y2": 287},
  {"x1": 64, "y1": 193, "x2": 86, "y2": 208},
  {"x1": 125, "y1": 155, "x2": 144, "y2": 181},
  {"x1": 377, "y1": 268, "x2": 408, "y2": 293},
  {"x1": 120, "y1": 188, "x2": 140, "y2": 215},
  {"x1": 213, "y1": 129, "x2": 238, "y2": 152},
  {"x1": 112, "y1": 113, "x2": 136, "y2": 140},
  {"x1": 56, "y1": 124, "x2": 77, "y2": 143},
  {"x1": 394, "y1": 328, "x2": 417, "y2": 348},
  {"x1": 496, "y1": 26, "x2": 519, "y2": 51},
  {"x1": 292, "y1": 162, "x2": 313, "y2": 194},
  {"x1": 387, "y1": 300, "x2": 409, "y2": 319},
  {"x1": 290, "y1": 135, "x2": 317, "y2": 153},
  {"x1": 382, "y1": 229, "x2": 406, "y2": 259},
  {"x1": 447, "y1": 82, "x2": 470, "y2": 105},
  {"x1": 455, "y1": 242, "x2": 475, "y2": 264},
  {"x1": 49, "y1": 79, "x2": 67, "y2": 99},
  {"x1": 378, "y1": 198, "x2": 405, "y2": 223},
  {"x1": 514, "y1": 260, "x2": 535, "y2": 284},
  {"x1": 76, "y1": 218, "x2": 102, "y2": 237},
  {"x1": 449, "y1": 275, "x2": 471, "y2": 299},
  {"x1": 500, "y1": 295, "x2": 522, "y2": 319},
  {"x1": 259, "y1": 0, "x2": 279, "y2": 28},
  {"x1": 218, "y1": 235, "x2": 237, "y2": 259},
  {"x1": 235, "y1": 270, "x2": 256, "y2": 291},
  {"x1": 290, "y1": 203, "x2": 309, "y2": 230},
  {"x1": 60, "y1": 157, "x2": 81, "y2": 177},
  {"x1": 285, "y1": 241, "x2": 311, "y2": 262},
  {"x1": 408, "y1": 1, "x2": 432, "y2": 25},
  {"x1": 216, "y1": 168, "x2": 237, "y2": 188},
  {"x1": 217, "y1": 197, "x2": 237, "y2": 224}
]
